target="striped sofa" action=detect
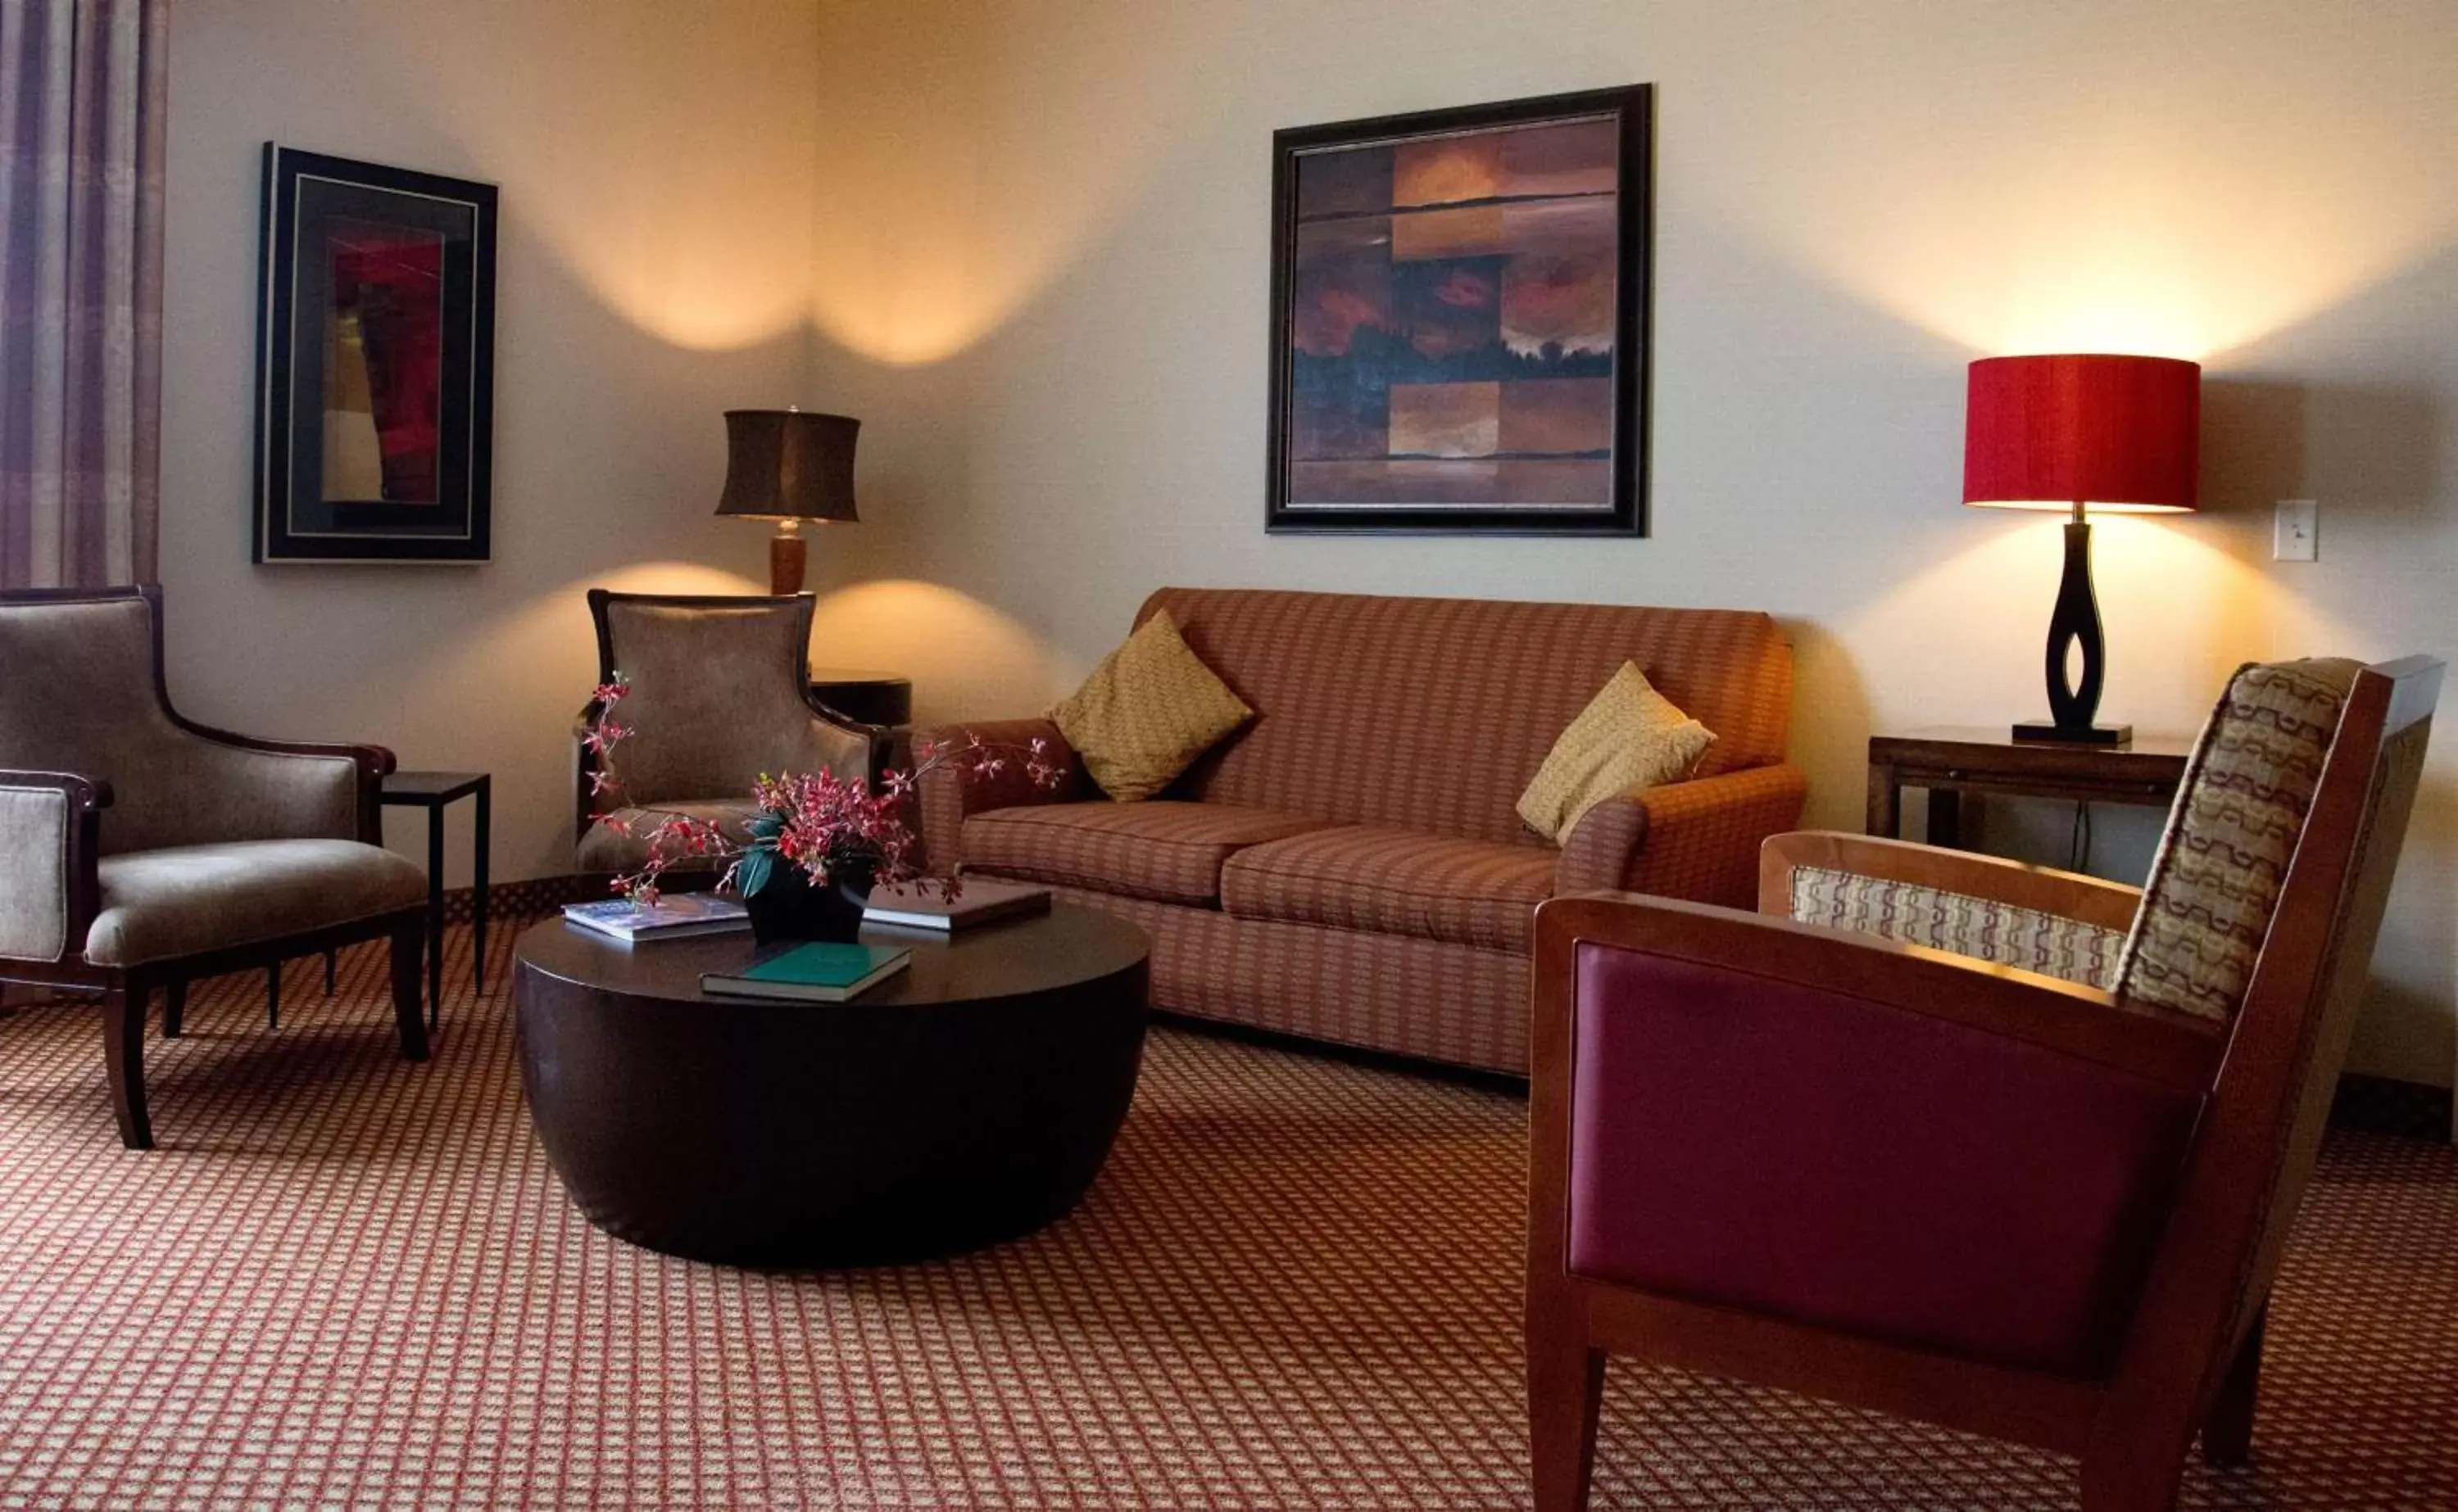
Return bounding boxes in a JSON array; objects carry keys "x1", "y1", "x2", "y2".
[{"x1": 914, "y1": 588, "x2": 1803, "y2": 1075}]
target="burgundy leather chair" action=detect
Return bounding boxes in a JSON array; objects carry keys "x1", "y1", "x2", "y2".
[{"x1": 1527, "y1": 656, "x2": 2440, "y2": 1510}]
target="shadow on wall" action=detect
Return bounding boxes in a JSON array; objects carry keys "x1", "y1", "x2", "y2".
[
  {"x1": 2354, "y1": 765, "x2": 2458, "y2": 1081},
  {"x1": 1777, "y1": 618, "x2": 1874, "y2": 833},
  {"x1": 2204, "y1": 377, "x2": 2447, "y2": 530}
]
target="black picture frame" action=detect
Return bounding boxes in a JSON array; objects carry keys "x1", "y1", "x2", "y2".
[
  {"x1": 1266, "y1": 84, "x2": 1653, "y2": 536},
  {"x1": 254, "y1": 145, "x2": 497, "y2": 564}
]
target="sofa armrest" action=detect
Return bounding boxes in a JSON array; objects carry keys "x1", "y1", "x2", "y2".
[
  {"x1": 1531, "y1": 892, "x2": 2216, "y2": 1377},
  {"x1": 1555, "y1": 763, "x2": 1808, "y2": 907},
  {"x1": 910, "y1": 718, "x2": 1088, "y2": 875},
  {"x1": 0, "y1": 770, "x2": 111, "y2": 964},
  {"x1": 1759, "y1": 831, "x2": 2143, "y2": 930}
]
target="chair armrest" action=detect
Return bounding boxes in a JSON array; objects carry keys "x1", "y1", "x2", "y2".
[
  {"x1": 1536, "y1": 892, "x2": 2219, "y2": 1087},
  {"x1": 1760, "y1": 831, "x2": 2143, "y2": 931},
  {"x1": 1531, "y1": 891, "x2": 2215, "y2": 1376},
  {"x1": 910, "y1": 718, "x2": 1087, "y2": 875},
  {"x1": 0, "y1": 770, "x2": 111, "y2": 964},
  {"x1": 167, "y1": 714, "x2": 394, "y2": 844},
  {"x1": 1555, "y1": 763, "x2": 1808, "y2": 907},
  {"x1": 793, "y1": 686, "x2": 894, "y2": 791}
]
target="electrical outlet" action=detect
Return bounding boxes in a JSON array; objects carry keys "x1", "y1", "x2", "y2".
[{"x1": 2274, "y1": 500, "x2": 2319, "y2": 563}]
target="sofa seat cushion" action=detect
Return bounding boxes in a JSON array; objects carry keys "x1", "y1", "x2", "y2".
[
  {"x1": 1221, "y1": 825, "x2": 1556, "y2": 954},
  {"x1": 963, "y1": 801, "x2": 1333, "y2": 906},
  {"x1": 576, "y1": 799, "x2": 760, "y2": 874},
  {"x1": 87, "y1": 840, "x2": 428, "y2": 968}
]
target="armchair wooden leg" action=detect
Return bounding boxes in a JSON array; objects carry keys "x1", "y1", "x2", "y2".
[
  {"x1": 2201, "y1": 1307, "x2": 2265, "y2": 1468},
  {"x1": 1528, "y1": 1297, "x2": 1605, "y2": 1512},
  {"x1": 102, "y1": 987, "x2": 153, "y2": 1150},
  {"x1": 265, "y1": 964, "x2": 280, "y2": 1030},
  {"x1": 390, "y1": 921, "x2": 430, "y2": 1062},
  {"x1": 324, "y1": 949, "x2": 336, "y2": 996},
  {"x1": 2080, "y1": 1412, "x2": 2193, "y2": 1512},
  {"x1": 162, "y1": 980, "x2": 185, "y2": 1039}
]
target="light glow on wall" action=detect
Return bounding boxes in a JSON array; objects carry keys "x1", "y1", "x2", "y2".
[
  {"x1": 808, "y1": 579, "x2": 1067, "y2": 721},
  {"x1": 805, "y1": 0, "x2": 1212, "y2": 365},
  {"x1": 1839, "y1": 512, "x2": 2366, "y2": 737}
]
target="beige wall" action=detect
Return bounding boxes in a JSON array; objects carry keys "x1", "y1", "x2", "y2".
[
  {"x1": 161, "y1": 0, "x2": 822, "y2": 886},
  {"x1": 153, "y1": 0, "x2": 2458, "y2": 1087},
  {"x1": 806, "y1": 0, "x2": 2458, "y2": 1086}
]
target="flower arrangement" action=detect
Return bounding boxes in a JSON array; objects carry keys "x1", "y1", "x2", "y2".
[{"x1": 584, "y1": 678, "x2": 1062, "y2": 909}]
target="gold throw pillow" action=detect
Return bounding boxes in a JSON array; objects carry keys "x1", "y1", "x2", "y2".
[
  {"x1": 1517, "y1": 663, "x2": 1717, "y2": 842},
  {"x1": 1049, "y1": 609, "x2": 1254, "y2": 802}
]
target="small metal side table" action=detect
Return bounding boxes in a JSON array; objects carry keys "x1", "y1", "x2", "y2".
[
  {"x1": 381, "y1": 771, "x2": 492, "y2": 1027},
  {"x1": 810, "y1": 669, "x2": 912, "y2": 729},
  {"x1": 1866, "y1": 729, "x2": 2190, "y2": 848}
]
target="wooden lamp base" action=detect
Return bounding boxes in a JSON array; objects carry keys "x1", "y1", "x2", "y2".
[{"x1": 769, "y1": 527, "x2": 807, "y2": 596}]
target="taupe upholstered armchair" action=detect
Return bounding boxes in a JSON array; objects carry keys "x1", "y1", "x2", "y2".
[
  {"x1": 574, "y1": 591, "x2": 885, "y2": 875},
  {"x1": 0, "y1": 587, "x2": 429, "y2": 1148}
]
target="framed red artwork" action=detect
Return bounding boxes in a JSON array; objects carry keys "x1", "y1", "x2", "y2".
[{"x1": 254, "y1": 145, "x2": 497, "y2": 564}]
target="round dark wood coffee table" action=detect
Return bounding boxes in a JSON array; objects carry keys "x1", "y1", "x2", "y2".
[{"x1": 512, "y1": 904, "x2": 1150, "y2": 1267}]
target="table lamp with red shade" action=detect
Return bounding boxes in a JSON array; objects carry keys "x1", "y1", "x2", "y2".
[
  {"x1": 1963, "y1": 354, "x2": 2201, "y2": 745},
  {"x1": 715, "y1": 408, "x2": 859, "y2": 596}
]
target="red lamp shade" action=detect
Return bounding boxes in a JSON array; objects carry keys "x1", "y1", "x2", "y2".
[{"x1": 1962, "y1": 355, "x2": 2201, "y2": 514}]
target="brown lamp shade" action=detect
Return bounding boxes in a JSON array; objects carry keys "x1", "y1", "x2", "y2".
[{"x1": 714, "y1": 410, "x2": 859, "y2": 523}]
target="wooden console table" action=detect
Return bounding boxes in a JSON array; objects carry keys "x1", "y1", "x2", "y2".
[{"x1": 1866, "y1": 729, "x2": 2191, "y2": 848}]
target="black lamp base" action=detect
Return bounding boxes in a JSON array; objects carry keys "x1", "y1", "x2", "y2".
[
  {"x1": 2019, "y1": 515, "x2": 2133, "y2": 749},
  {"x1": 2012, "y1": 719, "x2": 2132, "y2": 746}
]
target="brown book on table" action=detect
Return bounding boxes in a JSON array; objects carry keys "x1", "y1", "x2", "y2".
[{"x1": 861, "y1": 877, "x2": 1052, "y2": 932}]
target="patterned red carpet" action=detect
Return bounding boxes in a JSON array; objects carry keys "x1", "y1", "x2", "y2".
[{"x1": 0, "y1": 921, "x2": 2453, "y2": 1509}]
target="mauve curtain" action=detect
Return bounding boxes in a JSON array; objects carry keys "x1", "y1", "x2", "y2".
[{"x1": 0, "y1": 0, "x2": 165, "y2": 590}]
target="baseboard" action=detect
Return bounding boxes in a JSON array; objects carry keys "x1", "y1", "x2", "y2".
[
  {"x1": 440, "y1": 873, "x2": 606, "y2": 925},
  {"x1": 2329, "y1": 1073, "x2": 2456, "y2": 1143}
]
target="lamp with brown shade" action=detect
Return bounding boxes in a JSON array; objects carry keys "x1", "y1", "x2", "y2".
[
  {"x1": 1963, "y1": 353, "x2": 2201, "y2": 745},
  {"x1": 715, "y1": 409, "x2": 859, "y2": 595}
]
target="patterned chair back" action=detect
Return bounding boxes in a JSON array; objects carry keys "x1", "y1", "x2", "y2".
[
  {"x1": 2114, "y1": 659, "x2": 2365, "y2": 1022},
  {"x1": 1784, "y1": 657, "x2": 2396, "y2": 1016}
]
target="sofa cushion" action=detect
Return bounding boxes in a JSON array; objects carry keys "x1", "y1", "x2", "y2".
[
  {"x1": 1221, "y1": 825, "x2": 1556, "y2": 954},
  {"x1": 964, "y1": 801, "x2": 1332, "y2": 906},
  {"x1": 1048, "y1": 609, "x2": 1254, "y2": 802},
  {"x1": 86, "y1": 840, "x2": 427, "y2": 968},
  {"x1": 1517, "y1": 662, "x2": 1717, "y2": 842},
  {"x1": 576, "y1": 799, "x2": 760, "y2": 875}
]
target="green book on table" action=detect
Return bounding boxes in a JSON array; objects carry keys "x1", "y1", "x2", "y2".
[{"x1": 701, "y1": 943, "x2": 911, "y2": 1003}]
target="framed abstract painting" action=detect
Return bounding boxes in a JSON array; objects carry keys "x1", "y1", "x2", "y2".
[
  {"x1": 1266, "y1": 85, "x2": 1653, "y2": 536},
  {"x1": 254, "y1": 145, "x2": 497, "y2": 564}
]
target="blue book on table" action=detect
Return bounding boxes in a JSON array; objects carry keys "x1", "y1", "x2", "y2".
[{"x1": 699, "y1": 943, "x2": 910, "y2": 1003}]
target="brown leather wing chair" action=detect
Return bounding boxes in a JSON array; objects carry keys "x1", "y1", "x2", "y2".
[
  {"x1": 574, "y1": 590, "x2": 885, "y2": 875},
  {"x1": 0, "y1": 586, "x2": 429, "y2": 1148},
  {"x1": 1527, "y1": 654, "x2": 2441, "y2": 1510}
]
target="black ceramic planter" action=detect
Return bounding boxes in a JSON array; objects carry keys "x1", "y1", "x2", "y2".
[{"x1": 742, "y1": 859, "x2": 875, "y2": 944}]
